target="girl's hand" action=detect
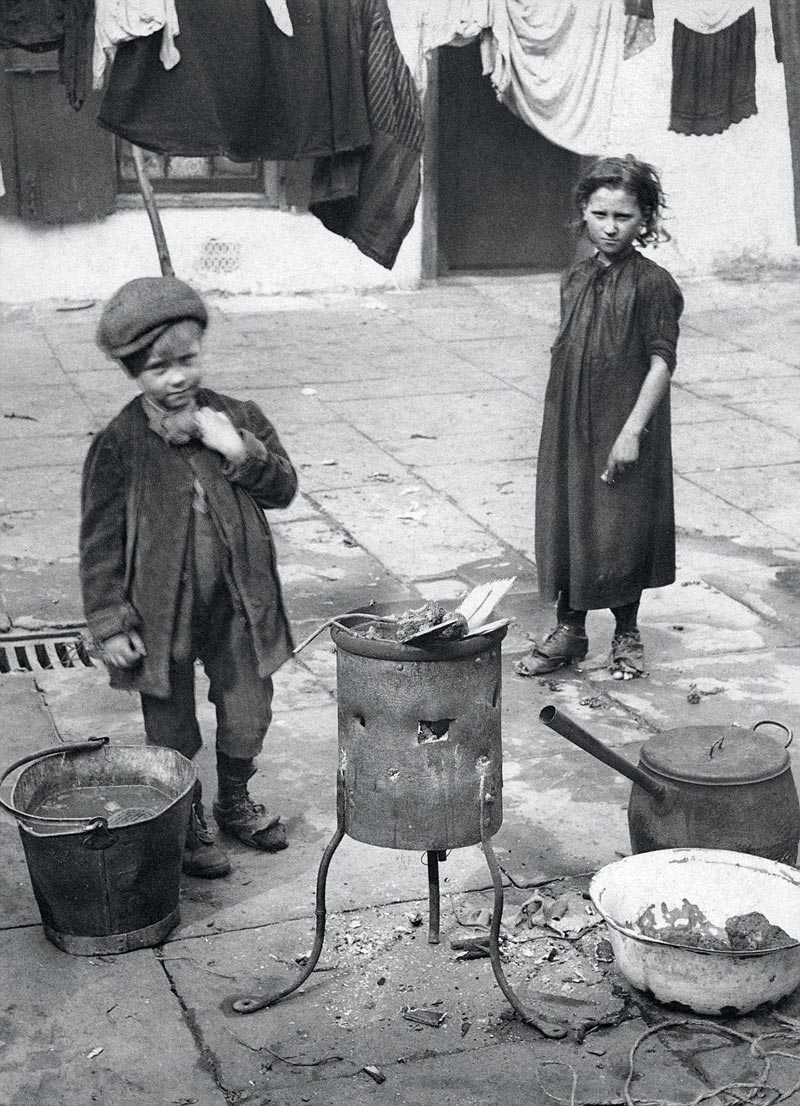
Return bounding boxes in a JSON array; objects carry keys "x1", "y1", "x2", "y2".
[
  {"x1": 603, "y1": 429, "x2": 641, "y2": 484},
  {"x1": 195, "y1": 407, "x2": 248, "y2": 465},
  {"x1": 102, "y1": 630, "x2": 147, "y2": 669}
]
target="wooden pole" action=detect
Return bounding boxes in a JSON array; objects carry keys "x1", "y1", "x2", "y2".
[{"x1": 130, "y1": 145, "x2": 175, "y2": 277}]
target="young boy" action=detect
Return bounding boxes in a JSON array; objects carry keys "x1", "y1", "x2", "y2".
[{"x1": 80, "y1": 276, "x2": 297, "y2": 878}]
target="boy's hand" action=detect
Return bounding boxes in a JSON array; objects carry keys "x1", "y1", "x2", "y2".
[
  {"x1": 195, "y1": 408, "x2": 247, "y2": 465},
  {"x1": 603, "y1": 429, "x2": 641, "y2": 485},
  {"x1": 101, "y1": 631, "x2": 147, "y2": 669}
]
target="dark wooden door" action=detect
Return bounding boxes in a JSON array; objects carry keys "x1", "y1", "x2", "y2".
[
  {"x1": 1, "y1": 49, "x2": 116, "y2": 223},
  {"x1": 437, "y1": 40, "x2": 583, "y2": 272}
]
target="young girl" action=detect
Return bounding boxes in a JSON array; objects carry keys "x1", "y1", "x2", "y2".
[{"x1": 517, "y1": 155, "x2": 683, "y2": 681}]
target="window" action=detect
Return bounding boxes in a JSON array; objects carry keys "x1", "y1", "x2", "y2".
[{"x1": 116, "y1": 140, "x2": 312, "y2": 209}]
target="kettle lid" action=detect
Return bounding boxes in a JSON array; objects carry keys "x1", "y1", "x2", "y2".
[{"x1": 640, "y1": 724, "x2": 790, "y2": 785}]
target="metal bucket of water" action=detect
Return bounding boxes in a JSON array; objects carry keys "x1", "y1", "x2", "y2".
[{"x1": 0, "y1": 737, "x2": 195, "y2": 955}]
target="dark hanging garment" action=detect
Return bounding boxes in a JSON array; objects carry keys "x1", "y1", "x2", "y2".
[
  {"x1": 59, "y1": 0, "x2": 92, "y2": 109},
  {"x1": 771, "y1": 0, "x2": 783, "y2": 62},
  {"x1": 771, "y1": 0, "x2": 800, "y2": 243},
  {"x1": 97, "y1": 0, "x2": 372, "y2": 160},
  {"x1": 0, "y1": 0, "x2": 63, "y2": 50},
  {"x1": 0, "y1": 0, "x2": 92, "y2": 108},
  {"x1": 309, "y1": 0, "x2": 423, "y2": 269},
  {"x1": 670, "y1": 8, "x2": 757, "y2": 136}
]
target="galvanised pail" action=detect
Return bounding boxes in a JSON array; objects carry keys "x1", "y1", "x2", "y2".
[{"x1": 0, "y1": 737, "x2": 195, "y2": 955}]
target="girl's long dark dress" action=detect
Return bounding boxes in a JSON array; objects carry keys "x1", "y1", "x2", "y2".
[{"x1": 534, "y1": 249, "x2": 684, "y2": 611}]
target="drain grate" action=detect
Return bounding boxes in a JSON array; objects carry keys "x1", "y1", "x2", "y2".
[{"x1": 0, "y1": 626, "x2": 96, "y2": 675}]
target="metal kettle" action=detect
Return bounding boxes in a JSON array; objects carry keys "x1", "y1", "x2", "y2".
[{"x1": 539, "y1": 705, "x2": 800, "y2": 864}]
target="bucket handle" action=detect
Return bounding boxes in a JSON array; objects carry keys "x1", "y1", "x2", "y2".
[
  {"x1": 0, "y1": 736, "x2": 110, "y2": 827},
  {"x1": 752, "y1": 719, "x2": 793, "y2": 748}
]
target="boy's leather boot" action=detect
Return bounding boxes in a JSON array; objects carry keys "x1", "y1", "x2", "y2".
[
  {"x1": 183, "y1": 779, "x2": 232, "y2": 879},
  {"x1": 214, "y1": 754, "x2": 288, "y2": 852}
]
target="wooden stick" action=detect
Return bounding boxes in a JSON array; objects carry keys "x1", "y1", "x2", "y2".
[{"x1": 130, "y1": 145, "x2": 175, "y2": 277}]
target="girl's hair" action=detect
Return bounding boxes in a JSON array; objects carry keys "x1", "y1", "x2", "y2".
[{"x1": 572, "y1": 155, "x2": 669, "y2": 246}]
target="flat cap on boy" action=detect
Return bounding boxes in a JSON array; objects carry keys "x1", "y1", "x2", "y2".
[{"x1": 96, "y1": 276, "x2": 209, "y2": 359}]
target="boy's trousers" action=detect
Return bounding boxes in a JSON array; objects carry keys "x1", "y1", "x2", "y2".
[{"x1": 140, "y1": 592, "x2": 273, "y2": 763}]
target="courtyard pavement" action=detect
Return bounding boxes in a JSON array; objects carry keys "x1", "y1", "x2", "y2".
[{"x1": 3, "y1": 271, "x2": 800, "y2": 1104}]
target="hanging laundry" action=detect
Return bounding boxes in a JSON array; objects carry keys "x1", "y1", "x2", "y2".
[
  {"x1": 670, "y1": 7, "x2": 756, "y2": 136},
  {"x1": 673, "y1": 1, "x2": 754, "y2": 35},
  {"x1": 624, "y1": 0, "x2": 655, "y2": 60},
  {"x1": 420, "y1": 0, "x2": 490, "y2": 53},
  {"x1": 770, "y1": 0, "x2": 783, "y2": 63},
  {"x1": 93, "y1": 0, "x2": 180, "y2": 90},
  {"x1": 0, "y1": 0, "x2": 63, "y2": 50},
  {"x1": 266, "y1": 0, "x2": 293, "y2": 36},
  {"x1": 0, "y1": 0, "x2": 93, "y2": 108},
  {"x1": 60, "y1": 0, "x2": 93, "y2": 108},
  {"x1": 98, "y1": 0, "x2": 372, "y2": 160},
  {"x1": 310, "y1": 0, "x2": 423, "y2": 269},
  {"x1": 480, "y1": 0, "x2": 626, "y2": 157},
  {"x1": 770, "y1": 0, "x2": 800, "y2": 242}
]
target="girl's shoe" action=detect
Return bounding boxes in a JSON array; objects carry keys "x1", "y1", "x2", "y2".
[
  {"x1": 514, "y1": 623, "x2": 588, "y2": 677},
  {"x1": 610, "y1": 629, "x2": 645, "y2": 680}
]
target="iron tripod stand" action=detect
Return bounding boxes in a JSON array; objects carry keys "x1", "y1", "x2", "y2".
[{"x1": 226, "y1": 767, "x2": 566, "y2": 1039}]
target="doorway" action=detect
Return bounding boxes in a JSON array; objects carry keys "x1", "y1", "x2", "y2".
[{"x1": 436, "y1": 40, "x2": 583, "y2": 273}]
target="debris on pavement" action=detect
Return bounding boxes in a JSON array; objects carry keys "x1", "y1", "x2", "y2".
[
  {"x1": 360, "y1": 1064, "x2": 387, "y2": 1084},
  {"x1": 450, "y1": 933, "x2": 491, "y2": 959},
  {"x1": 686, "y1": 681, "x2": 725, "y2": 704},
  {"x1": 513, "y1": 890, "x2": 602, "y2": 939},
  {"x1": 401, "y1": 1006, "x2": 447, "y2": 1028}
]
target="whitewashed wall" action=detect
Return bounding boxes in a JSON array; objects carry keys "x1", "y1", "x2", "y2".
[{"x1": 610, "y1": 0, "x2": 799, "y2": 275}]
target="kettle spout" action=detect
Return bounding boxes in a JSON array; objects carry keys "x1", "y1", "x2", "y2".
[{"x1": 539, "y1": 705, "x2": 666, "y2": 802}]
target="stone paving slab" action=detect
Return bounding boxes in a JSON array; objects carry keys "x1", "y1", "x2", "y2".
[
  {"x1": 676, "y1": 349, "x2": 800, "y2": 383},
  {"x1": 0, "y1": 676, "x2": 61, "y2": 927},
  {"x1": 673, "y1": 418, "x2": 800, "y2": 472},
  {"x1": 675, "y1": 476, "x2": 793, "y2": 549},
  {"x1": 0, "y1": 390, "x2": 97, "y2": 439},
  {"x1": 157, "y1": 897, "x2": 625, "y2": 1091},
  {"x1": 597, "y1": 647, "x2": 800, "y2": 742},
  {"x1": 308, "y1": 363, "x2": 504, "y2": 402},
  {"x1": 310, "y1": 485, "x2": 503, "y2": 581},
  {"x1": 329, "y1": 390, "x2": 536, "y2": 444},
  {"x1": 0, "y1": 434, "x2": 94, "y2": 470},
  {"x1": 383, "y1": 425, "x2": 538, "y2": 466},
  {"x1": 0, "y1": 928, "x2": 227, "y2": 1106}
]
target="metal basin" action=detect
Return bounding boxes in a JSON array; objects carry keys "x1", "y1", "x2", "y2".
[{"x1": 589, "y1": 849, "x2": 800, "y2": 1015}]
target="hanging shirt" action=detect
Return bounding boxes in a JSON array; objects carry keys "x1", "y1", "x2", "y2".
[
  {"x1": 480, "y1": 0, "x2": 626, "y2": 157},
  {"x1": 670, "y1": 7, "x2": 757, "y2": 136},
  {"x1": 93, "y1": 0, "x2": 181, "y2": 90}
]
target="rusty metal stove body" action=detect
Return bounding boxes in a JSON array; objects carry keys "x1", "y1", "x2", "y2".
[
  {"x1": 230, "y1": 621, "x2": 564, "y2": 1036},
  {"x1": 336, "y1": 624, "x2": 503, "y2": 941}
]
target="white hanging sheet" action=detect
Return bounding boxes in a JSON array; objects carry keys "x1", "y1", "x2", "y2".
[
  {"x1": 481, "y1": 0, "x2": 626, "y2": 156},
  {"x1": 673, "y1": 1, "x2": 754, "y2": 35}
]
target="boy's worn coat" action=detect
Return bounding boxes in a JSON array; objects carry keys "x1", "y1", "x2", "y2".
[{"x1": 80, "y1": 388, "x2": 296, "y2": 699}]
